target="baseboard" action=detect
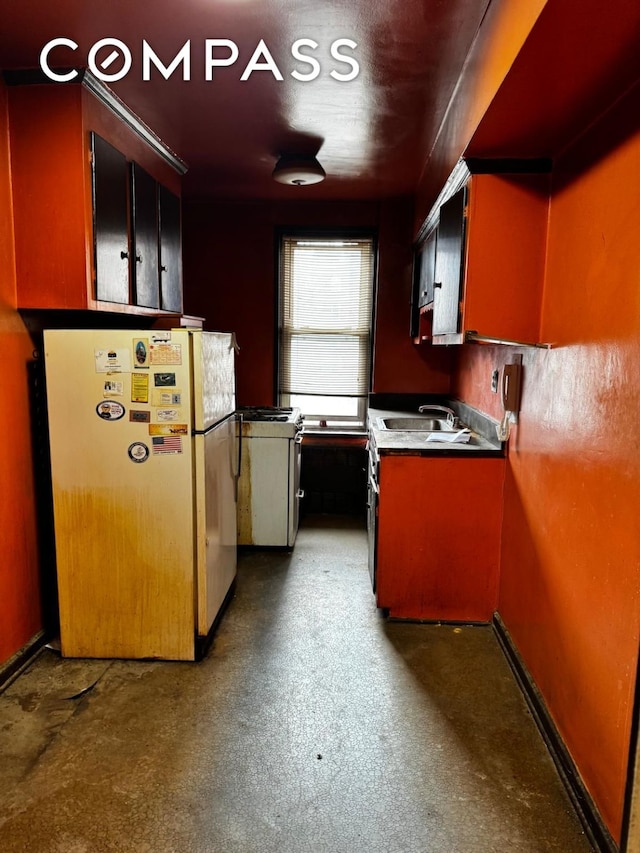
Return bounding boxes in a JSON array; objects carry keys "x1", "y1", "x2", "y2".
[
  {"x1": 0, "y1": 630, "x2": 48, "y2": 692},
  {"x1": 492, "y1": 613, "x2": 617, "y2": 853}
]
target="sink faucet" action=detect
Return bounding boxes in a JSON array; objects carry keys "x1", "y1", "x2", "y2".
[{"x1": 417, "y1": 404, "x2": 458, "y2": 427}]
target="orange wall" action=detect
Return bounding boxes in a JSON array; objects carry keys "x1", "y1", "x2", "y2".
[
  {"x1": 182, "y1": 197, "x2": 454, "y2": 405},
  {"x1": 0, "y1": 79, "x2": 42, "y2": 665},
  {"x1": 454, "y1": 81, "x2": 640, "y2": 840}
]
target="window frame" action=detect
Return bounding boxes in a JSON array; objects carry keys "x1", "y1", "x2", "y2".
[{"x1": 275, "y1": 227, "x2": 378, "y2": 431}]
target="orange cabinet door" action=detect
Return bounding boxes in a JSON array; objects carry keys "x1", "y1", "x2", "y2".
[
  {"x1": 428, "y1": 171, "x2": 550, "y2": 346},
  {"x1": 376, "y1": 454, "x2": 505, "y2": 622}
]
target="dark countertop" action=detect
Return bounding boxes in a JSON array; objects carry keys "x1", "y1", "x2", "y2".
[{"x1": 368, "y1": 402, "x2": 504, "y2": 458}]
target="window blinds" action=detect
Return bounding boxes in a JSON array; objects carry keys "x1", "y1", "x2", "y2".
[{"x1": 279, "y1": 237, "x2": 374, "y2": 398}]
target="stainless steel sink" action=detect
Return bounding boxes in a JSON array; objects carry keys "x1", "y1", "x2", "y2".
[{"x1": 376, "y1": 416, "x2": 456, "y2": 431}]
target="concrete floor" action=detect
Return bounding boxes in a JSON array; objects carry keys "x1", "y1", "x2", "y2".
[{"x1": 0, "y1": 516, "x2": 593, "y2": 852}]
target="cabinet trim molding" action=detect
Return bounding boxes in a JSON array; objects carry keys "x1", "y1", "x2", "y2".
[
  {"x1": 465, "y1": 332, "x2": 553, "y2": 350},
  {"x1": 415, "y1": 158, "x2": 470, "y2": 246},
  {"x1": 3, "y1": 68, "x2": 188, "y2": 176}
]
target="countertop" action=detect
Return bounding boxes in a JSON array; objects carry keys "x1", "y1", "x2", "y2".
[{"x1": 368, "y1": 405, "x2": 504, "y2": 457}]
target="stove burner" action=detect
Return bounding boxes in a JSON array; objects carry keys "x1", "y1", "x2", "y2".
[
  {"x1": 238, "y1": 406, "x2": 295, "y2": 423},
  {"x1": 250, "y1": 414, "x2": 289, "y2": 422}
]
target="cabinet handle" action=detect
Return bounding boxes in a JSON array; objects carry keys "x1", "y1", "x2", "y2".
[
  {"x1": 161, "y1": 265, "x2": 167, "y2": 272},
  {"x1": 120, "y1": 251, "x2": 129, "y2": 260},
  {"x1": 434, "y1": 281, "x2": 442, "y2": 289},
  {"x1": 136, "y1": 253, "x2": 143, "y2": 263}
]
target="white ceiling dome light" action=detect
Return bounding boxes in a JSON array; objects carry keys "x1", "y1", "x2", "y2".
[{"x1": 272, "y1": 154, "x2": 326, "y2": 185}]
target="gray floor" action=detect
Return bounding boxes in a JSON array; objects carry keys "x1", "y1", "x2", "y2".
[{"x1": 0, "y1": 516, "x2": 592, "y2": 852}]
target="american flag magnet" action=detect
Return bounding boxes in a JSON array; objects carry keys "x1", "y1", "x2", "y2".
[{"x1": 151, "y1": 435, "x2": 183, "y2": 455}]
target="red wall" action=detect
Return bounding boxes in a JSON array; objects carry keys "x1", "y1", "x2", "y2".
[
  {"x1": 0, "y1": 79, "x2": 42, "y2": 664},
  {"x1": 182, "y1": 197, "x2": 454, "y2": 405},
  {"x1": 454, "y1": 81, "x2": 640, "y2": 839}
]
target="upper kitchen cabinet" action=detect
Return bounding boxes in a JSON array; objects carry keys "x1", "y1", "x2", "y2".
[
  {"x1": 424, "y1": 165, "x2": 550, "y2": 346},
  {"x1": 91, "y1": 133, "x2": 130, "y2": 305},
  {"x1": 158, "y1": 185, "x2": 183, "y2": 314},
  {"x1": 432, "y1": 187, "x2": 466, "y2": 338},
  {"x1": 6, "y1": 73, "x2": 186, "y2": 314},
  {"x1": 409, "y1": 226, "x2": 437, "y2": 343},
  {"x1": 416, "y1": 228, "x2": 438, "y2": 311},
  {"x1": 129, "y1": 160, "x2": 160, "y2": 309}
]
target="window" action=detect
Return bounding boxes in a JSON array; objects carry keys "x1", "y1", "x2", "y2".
[{"x1": 278, "y1": 233, "x2": 376, "y2": 429}]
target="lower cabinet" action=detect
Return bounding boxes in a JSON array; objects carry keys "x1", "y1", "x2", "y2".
[{"x1": 375, "y1": 454, "x2": 505, "y2": 622}]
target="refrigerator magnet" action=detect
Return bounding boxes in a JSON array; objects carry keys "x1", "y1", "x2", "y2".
[
  {"x1": 133, "y1": 338, "x2": 150, "y2": 368},
  {"x1": 151, "y1": 435, "x2": 182, "y2": 455},
  {"x1": 149, "y1": 423, "x2": 188, "y2": 436},
  {"x1": 128, "y1": 442, "x2": 150, "y2": 463},
  {"x1": 149, "y1": 342, "x2": 182, "y2": 365},
  {"x1": 156, "y1": 408, "x2": 181, "y2": 422},
  {"x1": 131, "y1": 373, "x2": 149, "y2": 403},
  {"x1": 129, "y1": 410, "x2": 151, "y2": 423},
  {"x1": 94, "y1": 348, "x2": 131, "y2": 373},
  {"x1": 153, "y1": 372, "x2": 176, "y2": 387},
  {"x1": 103, "y1": 379, "x2": 124, "y2": 397},
  {"x1": 151, "y1": 389, "x2": 182, "y2": 406},
  {"x1": 96, "y1": 401, "x2": 125, "y2": 421}
]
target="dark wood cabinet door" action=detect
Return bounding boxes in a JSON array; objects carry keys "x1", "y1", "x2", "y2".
[
  {"x1": 131, "y1": 163, "x2": 159, "y2": 309},
  {"x1": 158, "y1": 186, "x2": 182, "y2": 313},
  {"x1": 432, "y1": 186, "x2": 467, "y2": 336},
  {"x1": 91, "y1": 133, "x2": 130, "y2": 304},
  {"x1": 410, "y1": 251, "x2": 421, "y2": 338},
  {"x1": 418, "y1": 228, "x2": 437, "y2": 309},
  {"x1": 410, "y1": 228, "x2": 437, "y2": 338}
]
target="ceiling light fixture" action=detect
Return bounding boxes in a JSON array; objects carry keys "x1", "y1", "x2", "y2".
[{"x1": 272, "y1": 154, "x2": 326, "y2": 186}]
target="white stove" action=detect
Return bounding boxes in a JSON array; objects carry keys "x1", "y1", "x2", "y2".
[
  {"x1": 236, "y1": 407, "x2": 304, "y2": 547},
  {"x1": 237, "y1": 406, "x2": 303, "y2": 438}
]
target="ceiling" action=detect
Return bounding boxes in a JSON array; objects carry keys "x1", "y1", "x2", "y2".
[{"x1": 0, "y1": 0, "x2": 493, "y2": 201}]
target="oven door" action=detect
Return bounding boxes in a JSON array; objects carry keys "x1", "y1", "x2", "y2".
[
  {"x1": 367, "y1": 468, "x2": 379, "y2": 592},
  {"x1": 288, "y1": 431, "x2": 304, "y2": 546}
]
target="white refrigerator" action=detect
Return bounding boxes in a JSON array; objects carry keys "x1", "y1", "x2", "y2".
[{"x1": 43, "y1": 328, "x2": 239, "y2": 661}]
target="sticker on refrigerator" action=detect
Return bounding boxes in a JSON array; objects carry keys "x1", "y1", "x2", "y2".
[
  {"x1": 153, "y1": 372, "x2": 176, "y2": 387},
  {"x1": 102, "y1": 379, "x2": 124, "y2": 397},
  {"x1": 149, "y1": 423, "x2": 188, "y2": 436},
  {"x1": 96, "y1": 400, "x2": 125, "y2": 421},
  {"x1": 151, "y1": 389, "x2": 182, "y2": 406},
  {"x1": 94, "y1": 349, "x2": 131, "y2": 373},
  {"x1": 149, "y1": 343, "x2": 182, "y2": 365},
  {"x1": 156, "y1": 408, "x2": 182, "y2": 422},
  {"x1": 129, "y1": 410, "x2": 151, "y2": 423},
  {"x1": 151, "y1": 435, "x2": 183, "y2": 455},
  {"x1": 128, "y1": 442, "x2": 150, "y2": 463},
  {"x1": 131, "y1": 373, "x2": 149, "y2": 403},
  {"x1": 133, "y1": 338, "x2": 150, "y2": 368}
]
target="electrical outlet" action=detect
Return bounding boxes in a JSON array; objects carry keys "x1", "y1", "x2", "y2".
[{"x1": 491, "y1": 369, "x2": 499, "y2": 393}]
